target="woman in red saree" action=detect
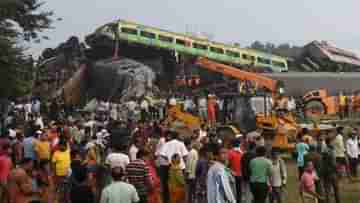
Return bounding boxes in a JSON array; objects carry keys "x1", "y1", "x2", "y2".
[{"x1": 145, "y1": 146, "x2": 162, "y2": 203}]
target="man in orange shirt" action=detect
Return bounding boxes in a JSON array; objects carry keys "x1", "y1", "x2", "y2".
[
  {"x1": 228, "y1": 138, "x2": 243, "y2": 203},
  {"x1": 207, "y1": 95, "x2": 216, "y2": 126}
]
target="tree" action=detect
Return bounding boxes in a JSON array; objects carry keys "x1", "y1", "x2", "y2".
[
  {"x1": 0, "y1": 0, "x2": 55, "y2": 98},
  {"x1": 249, "y1": 41, "x2": 265, "y2": 51}
]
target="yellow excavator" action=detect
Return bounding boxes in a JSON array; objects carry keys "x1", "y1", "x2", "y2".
[{"x1": 169, "y1": 57, "x2": 298, "y2": 150}]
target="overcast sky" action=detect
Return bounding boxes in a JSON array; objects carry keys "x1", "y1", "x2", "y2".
[{"x1": 30, "y1": 0, "x2": 360, "y2": 57}]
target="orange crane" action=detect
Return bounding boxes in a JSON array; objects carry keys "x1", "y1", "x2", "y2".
[
  {"x1": 194, "y1": 57, "x2": 280, "y2": 94},
  {"x1": 192, "y1": 57, "x2": 298, "y2": 150}
]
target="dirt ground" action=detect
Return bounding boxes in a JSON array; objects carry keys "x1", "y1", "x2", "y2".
[{"x1": 284, "y1": 160, "x2": 360, "y2": 203}]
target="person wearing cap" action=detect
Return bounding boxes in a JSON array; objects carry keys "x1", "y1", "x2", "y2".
[{"x1": 100, "y1": 167, "x2": 139, "y2": 203}]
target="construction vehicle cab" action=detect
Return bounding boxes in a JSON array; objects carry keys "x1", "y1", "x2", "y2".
[{"x1": 303, "y1": 89, "x2": 338, "y2": 118}]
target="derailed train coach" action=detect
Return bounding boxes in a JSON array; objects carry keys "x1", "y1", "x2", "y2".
[{"x1": 263, "y1": 72, "x2": 360, "y2": 97}]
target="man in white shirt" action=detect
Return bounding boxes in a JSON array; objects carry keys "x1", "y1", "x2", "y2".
[
  {"x1": 287, "y1": 97, "x2": 296, "y2": 112},
  {"x1": 129, "y1": 139, "x2": 140, "y2": 161},
  {"x1": 35, "y1": 115, "x2": 44, "y2": 129},
  {"x1": 105, "y1": 146, "x2": 130, "y2": 170},
  {"x1": 24, "y1": 101, "x2": 32, "y2": 121},
  {"x1": 186, "y1": 141, "x2": 200, "y2": 203},
  {"x1": 169, "y1": 96, "x2": 177, "y2": 106},
  {"x1": 198, "y1": 96, "x2": 207, "y2": 121},
  {"x1": 110, "y1": 104, "x2": 118, "y2": 121},
  {"x1": 331, "y1": 127, "x2": 347, "y2": 177},
  {"x1": 346, "y1": 132, "x2": 359, "y2": 177},
  {"x1": 332, "y1": 128, "x2": 346, "y2": 161},
  {"x1": 158, "y1": 131, "x2": 188, "y2": 203},
  {"x1": 198, "y1": 124, "x2": 207, "y2": 142},
  {"x1": 159, "y1": 131, "x2": 189, "y2": 169},
  {"x1": 140, "y1": 99, "x2": 149, "y2": 121}
]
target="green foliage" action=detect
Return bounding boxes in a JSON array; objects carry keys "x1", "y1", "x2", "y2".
[{"x1": 0, "y1": 0, "x2": 54, "y2": 98}]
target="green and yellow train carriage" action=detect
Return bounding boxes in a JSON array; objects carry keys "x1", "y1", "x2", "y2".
[{"x1": 94, "y1": 19, "x2": 288, "y2": 72}]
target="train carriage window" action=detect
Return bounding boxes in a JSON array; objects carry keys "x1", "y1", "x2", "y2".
[
  {"x1": 226, "y1": 50, "x2": 240, "y2": 58},
  {"x1": 242, "y1": 54, "x2": 255, "y2": 61},
  {"x1": 176, "y1": 39, "x2": 186, "y2": 46},
  {"x1": 272, "y1": 60, "x2": 286, "y2": 68},
  {"x1": 159, "y1": 35, "x2": 173, "y2": 42},
  {"x1": 193, "y1": 43, "x2": 208, "y2": 50},
  {"x1": 257, "y1": 57, "x2": 271, "y2": 65},
  {"x1": 121, "y1": 27, "x2": 137, "y2": 35},
  {"x1": 140, "y1": 31, "x2": 156, "y2": 39},
  {"x1": 210, "y1": 47, "x2": 224, "y2": 54}
]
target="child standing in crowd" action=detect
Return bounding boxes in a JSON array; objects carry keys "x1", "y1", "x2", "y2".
[
  {"x1": 300, "y1": 162, "x2": 323, "y2": 203},
  {"x1": 169, "y1": 154, "x2": 185, "y2": 203}
]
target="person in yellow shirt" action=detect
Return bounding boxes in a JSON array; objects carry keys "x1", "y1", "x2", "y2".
[
  {"x1": 52, "y1": 140, "x2": 71, "y2": 203},
  {"x1": 52, "y1": 140, "x2": 71, "y2": 177},
  {"x1": 339, "y1": 92, "x2": 347, "y2": 119},
  {"x1": 35, "y1": 131, "x2": 50, "y2": 162}
]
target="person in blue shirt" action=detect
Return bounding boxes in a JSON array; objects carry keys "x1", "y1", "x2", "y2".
[{"x1": 296, "y1": 135, "x2": 310, "y2": 179}]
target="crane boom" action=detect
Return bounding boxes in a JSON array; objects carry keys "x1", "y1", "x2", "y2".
[{"x1": 194, "y1": 57, "x2": 279, "y2": 93}]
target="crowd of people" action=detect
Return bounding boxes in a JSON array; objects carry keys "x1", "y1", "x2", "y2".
[{"x1": 0, "y1": 97, "x2": 359, "y2": 203}]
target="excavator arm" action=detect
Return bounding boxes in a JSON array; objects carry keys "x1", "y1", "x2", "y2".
[
  {"x1": 194, "y1": 57, "x2": 279, "y2": 93},
  {"x1": 193, "y1": 57, "x2": 297, "y2": 150}
]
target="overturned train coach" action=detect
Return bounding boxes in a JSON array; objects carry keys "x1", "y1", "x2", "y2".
[{"x1": 263, "y1": 72, "x2": 360, "y2": 97}]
